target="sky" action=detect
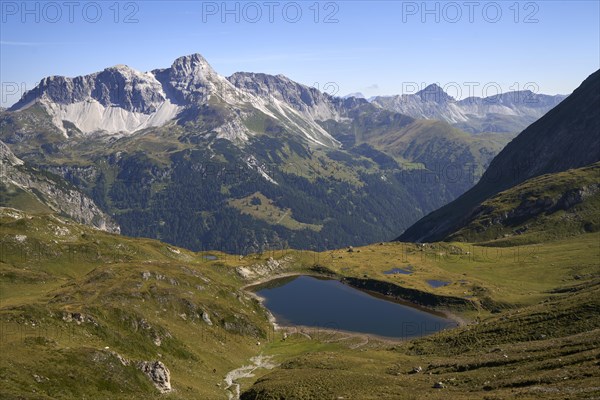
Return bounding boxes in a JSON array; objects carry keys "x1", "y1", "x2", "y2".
[{"x1": 1, "y1": 0, "x2": 599, "y2": 107}]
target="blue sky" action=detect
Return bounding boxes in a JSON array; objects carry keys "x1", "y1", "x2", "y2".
[{"x1": 1, "y1": 1, "x2": 599, "y2": 106}]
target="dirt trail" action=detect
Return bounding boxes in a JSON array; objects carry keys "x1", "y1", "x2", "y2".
[{"x1": 224, "y1": 355, "x2": 276, "y2": 400}]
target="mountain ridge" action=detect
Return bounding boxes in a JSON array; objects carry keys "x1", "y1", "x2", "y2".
[
  {"x1": 371, "y1": 85, "x2": 567, "y2": 133},
  {"x1": 12, "y1": 53, "x2": 566, "y2": 141},
  {"x1": 398, "y1": 69, "x2": 600, "y2": 243},
  {"x1": 11, "y1": 54, "x2": 341, "y2": 148}
]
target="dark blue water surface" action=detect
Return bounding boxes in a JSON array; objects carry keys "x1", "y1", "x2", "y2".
[
  {"x1": 255, "y1": 276, "x2": 456, "y2": 339},
  {"x1": 427, "y1": 280, "x2": 450, "y2": 288}
]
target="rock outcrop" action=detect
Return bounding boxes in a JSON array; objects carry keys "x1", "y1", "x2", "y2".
[
  {"x1": 236, "y1": 256, "x2": 293, "y2": 280},
  {"x1": 137, "y1": 361, "x2": 172, "y2": 393}
]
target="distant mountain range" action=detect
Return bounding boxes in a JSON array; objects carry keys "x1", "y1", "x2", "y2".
[
  {"x1": 398, "y1": 69, "x2": 600, "y2": 243},
  {"x1": 0, "y1": 53, "x2": 574, "y2": 251},
  {"x1": 370, "y1": 84, "x2": 567, "y2": 134}
]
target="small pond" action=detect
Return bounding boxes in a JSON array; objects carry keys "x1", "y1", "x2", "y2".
[
  {"x1": 252, "y1": 275, "x2": 456, "y2": 339},
  {"x1": 427, "y1": 279, "x2": 450, "y2": 288}
]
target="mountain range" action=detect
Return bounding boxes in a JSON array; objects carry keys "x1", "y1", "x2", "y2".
[
  {"x1": 11, "y1": 58, "x2": 565, "y2": 140},
  {"x1": 370, "y1": 83, "x2": 566, "y2": 134},
  {"x1": 10, "y1": 54, "x2": 340, "y2": 148},
  {"x1": 0, "y1": 54, "x2": 570, "y2": 252}
]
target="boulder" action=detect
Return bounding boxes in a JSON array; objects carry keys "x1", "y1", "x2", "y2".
[
  {"x1": 137, "y1": 361, "x2": 172, "y2": 393},
  {"x1": 201, "y1": 311, "x2": 213, "y2": 326}
]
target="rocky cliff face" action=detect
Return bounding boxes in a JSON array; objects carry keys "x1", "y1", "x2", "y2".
[
  {"x1": 11, "y1": 65, "x2": 180, "y2": 137},
  {"x1": 227, "y1": 72, "x2": 342, "y2": 121},
  {"x1": 14, "y1": 65, "x2": 168, "y2": 113},
  {"x1": 155, "y1": 53, "x2": 240, "y2": 105},
  {"x1": 0, "y1": 140, "x2": 119, "y2": 233}
]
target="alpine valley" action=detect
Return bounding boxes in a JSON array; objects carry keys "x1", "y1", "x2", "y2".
[{"x1": 1, "y1": 54, "x2": 599, "y2": 400}]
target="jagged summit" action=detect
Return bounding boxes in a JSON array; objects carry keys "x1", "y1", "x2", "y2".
[
  {"x1": 10, "y1": 53, "x2": 218, "y2": 116},
  {"x1": 173, "y1": 53, "x2": 210, "y2": 65},
  {"x1": 169, "y1": 53, "x2": 216, "y2": 75},
  {"x1": 416, "y1": 83, "x2": 455, "y2": 103},
  {"x1": 12, "y1": 64, "x2": 167, "y2": 113},
  {"x1": 109, "y1": 64, "x2": 132, "y2": 70}
]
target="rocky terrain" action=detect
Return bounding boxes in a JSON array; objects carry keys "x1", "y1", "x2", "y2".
[
  {"x1": 0, "y1": 140, "x2": 119, "y2": 233},
  {"x1": 10, "y1": 54, "x2": 340, "y2": 148}
]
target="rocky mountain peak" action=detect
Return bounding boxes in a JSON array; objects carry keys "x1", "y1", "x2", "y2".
[
  {"x1": 170, "y1": 53, "x2": 215, "y2": 75},
  {"x1": 343, "y1": 92, "x2": 366, "y2": 99},
  {"x1": 416, "y1": 84, "x2": 454, "y2": 103},
  {"x1": 156, "y1": 53, "x2": 232, "y2": 105},
  {"x1": 227, "y1": 72, "x2": 332, "y2": 113},
  {"x1": 371, "y1": 83, "x2": 567, "y2": 132},
  {"x1": 109, "y1": 63, "x2": 131, "y2": 70}
]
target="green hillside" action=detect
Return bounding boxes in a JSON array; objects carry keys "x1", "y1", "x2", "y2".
[
  {"x1": 1, "y1": 207, "x2": 598, "y2": 399},
  {"x1": 447, "y1": 163, "x2": 600, "y2": 245}
]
